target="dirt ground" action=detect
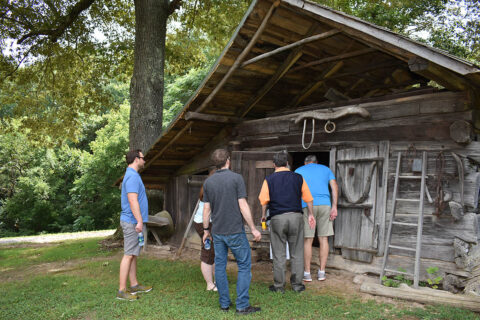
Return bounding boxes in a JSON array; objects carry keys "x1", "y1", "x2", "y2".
[
  {"x1": 152, "y1": 245, "x2": 426, "y2": 310},
  {"x1": 0, "y1": 238, "x2": 424, "y2": 310}
]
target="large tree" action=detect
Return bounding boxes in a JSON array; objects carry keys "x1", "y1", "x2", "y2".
[
  {"x1": 0, "y1": 0, "x2": 248, "y2": 151},
  {"x1": 1, "y1": 0, "x2": 477, "y2": 150}
]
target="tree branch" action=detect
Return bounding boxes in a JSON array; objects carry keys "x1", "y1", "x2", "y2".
[
  {"x1": 168, "y1": 0, "x2": 182, "y2": 16},
  {"x1": 17, "y1": 0, "x2": 96, "y2": 44}
]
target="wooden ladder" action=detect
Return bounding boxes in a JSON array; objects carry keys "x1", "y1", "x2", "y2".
[{"x1": 380, "y1": 151, "x2": 427, "y2": 288}]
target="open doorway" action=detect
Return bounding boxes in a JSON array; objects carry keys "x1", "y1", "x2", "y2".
[{"x1": 290, "y1": 151, "x2": 330, "y2": 171}]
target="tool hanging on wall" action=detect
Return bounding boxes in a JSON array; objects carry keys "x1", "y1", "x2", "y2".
[{"x1": 296, "y1": 106, "x2": 371, "y2": 150}]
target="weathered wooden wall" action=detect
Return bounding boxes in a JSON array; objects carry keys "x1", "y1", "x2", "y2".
[
  {"x1": 234, "y1": 91, "x2": 471, "y2": 149},
  {"x1": 230, "y1": 90, "x2": 479, "y2": 274},
  {"x1": 163, "y1": 90, "x2": 479, "y2": 277},
  {"x1": 166, "y1": 175, "x2": 206, "y2": 245}
]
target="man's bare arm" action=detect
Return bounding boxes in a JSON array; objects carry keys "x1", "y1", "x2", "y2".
[
  {"x1": 127, "y1": 193, "x2": 143, "y2": 232},
  {"x1": 329, "y1": 179, "x2": 338, "y2": 220},
  {"x1": 238, "y1": 198, "x2": 261, "y2": 241},
  {"x1": 202, "y1": 202, "x2": 212, "y2": 242}
]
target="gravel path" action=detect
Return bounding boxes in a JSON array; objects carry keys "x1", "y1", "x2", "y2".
[{"x1": 0, "y1": 229, "x2": 115, "y2": 245}]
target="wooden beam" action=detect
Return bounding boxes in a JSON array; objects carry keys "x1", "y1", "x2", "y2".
[
  {"x1": 289, "y1": 61, "x2": 344, "y2": 107},
  {"x1": 408, "y1": 57, "x2": 474, "y2": 91},
  {"x1": 290, "y1": 47, "x2": 375, "y2": 73},
  {"x1": 238, "y1": 49, "x2": 304, "y2": 118},
  {"x1": 284, "y1": 0, "x2": 479, "y2": 76},
  {"x1": 195, "y1": 0, "x2": 280, "y2": 113},
  {"x1": 140, "y1": 122, "x2": 193, "y2": 175},
  {"x1": 240, "y1": 29, "x2": 340, "y2": 67},
  {"x1": 184, "y1": 112, "x2": 244, "y2": 124},
  {"x1": 329, "y1": 60, "x2": 403, "y2": 81}
]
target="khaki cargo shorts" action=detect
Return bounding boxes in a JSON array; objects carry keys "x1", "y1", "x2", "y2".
[{"x1": 303, "y1": 205, "x2": 334, "y2": 238}]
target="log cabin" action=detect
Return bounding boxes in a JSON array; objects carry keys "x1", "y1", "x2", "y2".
[{"x1": 117, "y1": 0, "x2": 480, "y2": 289}]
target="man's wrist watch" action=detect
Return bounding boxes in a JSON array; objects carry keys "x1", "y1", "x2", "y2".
[{"x1": 203, "y1": 227, "x2": 209, "y2": 231}]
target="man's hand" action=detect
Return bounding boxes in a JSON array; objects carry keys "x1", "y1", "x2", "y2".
[
  {"x1": 135, "y1": 222, "x2": 143, "y2": 233},
  {"x1": 308, "y1": 215, "x2": 316, "y2": 230},
  {"x1": 251, "y1": 228, "x2": 261, "y2": 242},
  {"x1": 202, "y1": 230, "x2": 211, "y2": 243},
  {"x1": 329, "y1": 206, "x2": 338, "y2": 221}
]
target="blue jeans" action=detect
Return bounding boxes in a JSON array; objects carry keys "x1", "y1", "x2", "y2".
[{"x1": 213, "y1": 232, "x2": 252, "y2": 310}]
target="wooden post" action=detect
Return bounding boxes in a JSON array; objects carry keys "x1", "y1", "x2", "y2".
[
  {"x1": 414, "y1": 151, "x2": 427, "y2": 288},
  {"x1": 176, "y1": 199, "x2": 200, "y2": 259}
]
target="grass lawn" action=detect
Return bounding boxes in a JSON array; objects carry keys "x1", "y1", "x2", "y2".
[{"x1": 0, "y1": 238, "x2": 478, "y2": 320}]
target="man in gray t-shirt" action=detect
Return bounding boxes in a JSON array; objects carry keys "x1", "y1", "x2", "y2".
[{"x1": 202, "y1": 149, "x2": 261, "y2": 315}]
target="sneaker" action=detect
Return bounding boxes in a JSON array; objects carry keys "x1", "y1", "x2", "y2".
[
  {"x1": 236, "y1": 305, "x2": 261, "y2": 315},
  {"x1": 318, "y1": 270, "x2": 326, "y2": 281},
  {"x1": 116, "y1": 290, "x2": 138, "y2": 301},
  {"x1": 303, "y1": 272, "x2": 312, "y2": 282},
  {"x1": 129, "y1": 284, "x2": 153, "y2": 294}
]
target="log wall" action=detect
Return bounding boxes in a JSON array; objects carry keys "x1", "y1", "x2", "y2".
[
  {"x1": 231, "y1": 91, "x2": 479, "y2": 271},
  {"x1": 164, "y1": 90, "x2": 479, "y2": 277}
]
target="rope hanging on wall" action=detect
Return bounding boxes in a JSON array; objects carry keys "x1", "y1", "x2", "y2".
[
  {"x1": 336, "y1": 161, "x2": 377, "y2": 204},
  {"x1": 302, "y1": 119, "x2": 315, "y2": 150}
]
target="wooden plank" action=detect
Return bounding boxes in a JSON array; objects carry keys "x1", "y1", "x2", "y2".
[
  {"x1": 289, "y1": 61, "x2": 344, "y2": 107},
  {"x1": 283, "y1": 0, "x2": 480, "y2": 76},
  {"x1": 255, "y1": 160, "x2": 274, "y2": 169},
  {"x1": 184, "y1": 112, "x2": 244, "y2": 124},
  {"x1": 376, "y1": 141, "x2": 389, "y2": 256},
  {"x1": 241, "y1": 29, "x2": 340, "y2": 67},
  {"x1": 195, "y1": 0, "x2": 281, "y2": 113},
  {"x1": 324, "y1": 246, "x2": 470, "y2": 278},
  {"x1": 238, "y1": 50, "x2": 304, "y2": 117},
  {"x1": 290, "y1": 47, "x2": 376, "y2": 73},
  {"x1": 335, "y1": 145, "x2": 379, "y2": 262},
  {"x1": 360, "y1": 282, "x2": 480, "y2": 312}
]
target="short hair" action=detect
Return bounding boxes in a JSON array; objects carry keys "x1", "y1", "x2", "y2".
[
  {"x1": 304, "y1": 155, "x2": 317, "y2": 164},
  {"x1": 273, "y1": 151, "x2": 288, "y2": 167},
  {"x1": 211, "y1": 149, "x2": 230, "y2": 169},
  {"x1": 126, "y1": 149, "x2": 142, "y2": 165}
]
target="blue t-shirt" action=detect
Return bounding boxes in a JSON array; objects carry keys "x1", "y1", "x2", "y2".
[
  {"x1": 295, "y1": 163, "x2": 335, "y2": 207},
  {"x1": 120, "y1": 167, "x2": 149, "y2": 224}
]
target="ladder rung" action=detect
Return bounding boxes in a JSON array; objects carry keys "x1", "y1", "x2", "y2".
[
  {"x1": 389, "y1": 245, "x2": 416, "y2": 252},
  {"x1": 399, "y1": 175, "x2": 423, "y2": 180},
  {"x1": 392, "y1": 221, "x2": 418, "y2": 227},
  {"x1": 396, "y1": 198, "x2": 420, "y2": 202},
  {"x1": 395, "y1": 214, "x2": 420, "y2": 218},
  {"x1": 384, "y1": 268, "x2": 414, "y2": 276}
]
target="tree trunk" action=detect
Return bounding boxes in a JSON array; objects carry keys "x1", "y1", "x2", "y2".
[{"x1": 129, "y1": 0, "x2": 168, "y2": 152}]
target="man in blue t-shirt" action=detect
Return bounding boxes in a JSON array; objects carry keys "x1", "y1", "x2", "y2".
[
  {"x1": 295, "y1": 155, "x2": 338, "y2": 282},
  {"x1": 117, "y1": 150, "x2": 152, "y2": 301}
]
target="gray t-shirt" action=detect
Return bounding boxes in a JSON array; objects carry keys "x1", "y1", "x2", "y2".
[{"x1": 203, "y1": 169, "x2": 247, "y2": 235}]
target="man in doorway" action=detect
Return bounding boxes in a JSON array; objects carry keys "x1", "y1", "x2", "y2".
[
  {"x1": 295, "y1": 155, "x2": 338, "y2": 282},
  {"x1": 117, "y1": 150, "x2": 152, "y2": 301},
  {"x1": 258, "y1": 151, "x2": 315, "y2": 293},
  {"x1": 202, "y1": 149, "x2": 262, "y2": 315}
]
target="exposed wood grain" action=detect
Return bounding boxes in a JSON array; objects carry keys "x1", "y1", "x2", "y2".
[
  {"x1": 241, "y1": 29, "x2": 340, "y2": 67},
  {"x1": 184, "y1": 112, "x2": 245, "y2": 124},
  {"x1": 290, "y1": 47, "x2": 375, "y2": 73}
]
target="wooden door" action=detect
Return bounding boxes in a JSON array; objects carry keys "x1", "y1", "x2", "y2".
[
  {"x1": 231, "y1": 151, "x2": 277, "y2": 223},
  {"x1": 333, "y1": 142, "x2": 389, "y2": 262}
]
